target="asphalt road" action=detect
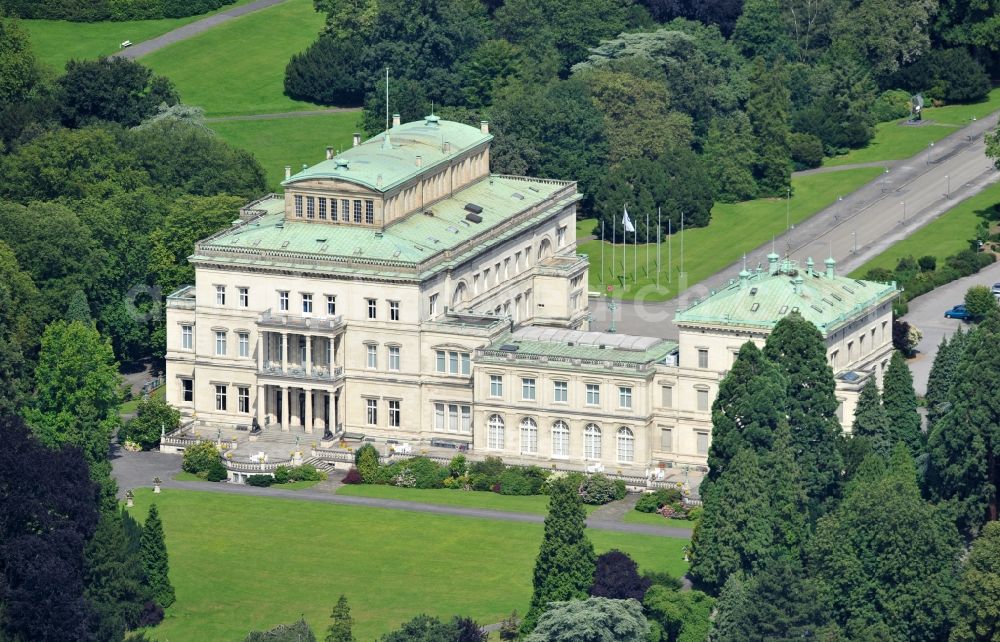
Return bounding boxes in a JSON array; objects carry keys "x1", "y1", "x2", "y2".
[
  {"x1": 590, "y1": 111, "x2": 1000, "y2": 338},
  {"x1": 901, "y1": 260, "x2": 1000, "y2": 396}
]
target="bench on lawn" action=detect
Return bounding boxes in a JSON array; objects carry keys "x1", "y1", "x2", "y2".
[{"x1": 120, "y1": 40, "x2": 132, "y2": 49}]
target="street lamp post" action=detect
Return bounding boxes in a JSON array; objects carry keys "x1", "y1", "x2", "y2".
[
  {"x1": 882, "y1": 167, "x2": 890, "y2": 192},
  {"x1": 928, "y1": 142, "x2": 934, "y2": 165},
  {"x1": 852, "y1": 231, "x2": 857, "y2": 254},
  {"x1": 901, "y1": 201, "x2": 906, "y2": 224},
  {"x1": 946, "y1": 174, "x2": 950, "y2": 197},
  {"x1": 838, "y1": 195, "x2": 843, "y2": 222}
]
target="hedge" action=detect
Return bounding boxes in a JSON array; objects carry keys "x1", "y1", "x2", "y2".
[{"x1": 1, "y1": 0, "x2": 237, "y2": 21}]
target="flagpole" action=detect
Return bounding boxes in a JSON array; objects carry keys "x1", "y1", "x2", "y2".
[
  {"x1": 633, "y1": 220, "x2": 637, "y2": 288},
  {"x1": 668, "y1": 217, "x2": 672, "y2": 285},
  {"x1": 600, "y1": 221, "x2": 605, "y2": 287},
  {"x1": 656, "y1": 207, "x2": 661, "y2": 290},
  {"x1": 645, "y1": 210, "x2": 650, "y2": 277},
  {"x1": 681, "y1": 211, "x2": 685, "y2": 281}
]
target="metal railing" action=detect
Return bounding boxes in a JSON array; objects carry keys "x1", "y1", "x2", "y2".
[
  {"x1": 258, "y1": 363, "x2": 343, "y2": 381},
  {"x1": 258, "y1": 311, "x2": 344, "y2": 331}
]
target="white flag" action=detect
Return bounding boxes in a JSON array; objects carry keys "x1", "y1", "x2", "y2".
[{"x1": 622, "y1": 206, "x2": 635, "y2": 233}]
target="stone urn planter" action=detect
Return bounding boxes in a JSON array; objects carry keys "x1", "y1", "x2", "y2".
[
  {"x1": 153, "y1": 477, "x2": 162, "y2": 494},
  {"x1": 125, "y1": 489, "x2": 134, "y2": 508}
]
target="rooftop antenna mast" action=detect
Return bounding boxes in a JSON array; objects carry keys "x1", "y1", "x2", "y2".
[{"x1": 385, "y1": 67, "x2": 389, "y2": 132}]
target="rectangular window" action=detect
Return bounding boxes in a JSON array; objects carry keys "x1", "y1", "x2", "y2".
[
  {"x1": 490, "y1": 374, "x2": 503, "y2": 397},
  {"x1": 365, "y1": 199, "x2": 374, "y2": 224},
  {"x1": 436, "y1": 351, "x2": 446, "y2": 373},
  {"x1": 367, "y1": 298, "x2": 376, "y2": 319},
  {"x1": 389, "y1": 300, "x2": 400, "y2": 321},
  {"x1": 326, "y1": 295, "x2": 336, "y2": 316},
  {"x1": 388, "y1": 345, "x2": 400, "y2": 371},
  {"x1": 302, "y1": 293, "x2": 313, "y2": 314},
  {"x1": 215, "y1": 384, "x2": 227, "y2": 411},
  {"x1": 660, "y1": 385, "x2": 673, "y2": 408},
  {"x1": 181, "y1": 378, "x2": 193, "y2": 402},
  {"x1": 238, "y1": 386, "x2": 249, "y2": 413},
  {"x1": 238, "y1": 287, "x2": 248, "y2": 307},
  {"x1": 238, "y1": 332, "x2": 250, "y2": 358},
  {"x1": 294, "y1": 195, "x2": 303, "y2": 217},
  {"x1": 522, "y1": 378, "x2": 536, "y2": 401},
  {"x1": 366, "y1": 344, "x2": 377, "y2": 369},
  {"x1": 461, "y1": 353, "x2": 470, "y2": 375},
  {"x1": 341, "y1": 199, "x2": 350, "y2": 222},
  {"x1": 429, "y1": 294, "x2": 439, "y2": 317},
  {"x1": 557, "y1": 226, "x2": 567, "y2": 247},
  {"x1": 366, "y1": 398, "x2": 377, "y2": 425},
  {"x1": 619, "y1": 386, "x2": 633, "y2": 409},
  {"x1": 181, "y1": 324, "x2": 192, "y2": 350},
  {"x1": 318, "y1": 197, "x2": 327, "y2": 219},
  {"x1": 461, "y1": 405, "x2": 471, "y2": 433},
  {"x1": 697, "y1": 349, "x2": 708, "y2": 369},
  {"x1": 279, "y1": 291, "x2": 289, "y2": 311},
  {"x1": 435, "y1": 403, "x2": 445, "y2": 430},
  {"x1": 353, "y1": 199, "x2": 362, "y2": 223},
  {"x1": 697, "y1": 388, "x2": 709, "y2": 411},
  {"x1": 449, "y1": 351, "x2": 459, "y2": 374},
  {"x1": 215, "y1": 331, "x2": 227, "y2": 356},
  {"x1": 848, "y1": 341, "x2": 854, "y2": 362},
  {"x1": 660, "y1": 427, "x2": 673, "y2": 451},
  {"x1": 215, "y1": 285, "x2": 226, "y2": 305},
  {"x1": 306, "y1": 196, "x2": 315, "y2": 219},
  {"x1": 330, "y1": 198, "x2": 337, "y2": 221},
  {"x1": 553, "y1": 381, "x2": 568, "y2": 402},
  {"x1": 696, "y1": 431, "x2": 709, "y2": 455},
  {"x1": 389, "y1": 400, "x2": 400, "y2": 427},
  {"x1": 586, "y1": 383, "x2": 600, "y2": 405},
  {"x1": 448, "y1": 404, "x2": 459, "y2": 433}
]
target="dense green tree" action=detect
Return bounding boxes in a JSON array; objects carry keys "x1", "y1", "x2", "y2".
[
  {"x1": 792, "y1": 50, "x2": 877, "y2": 152},
  {"x1": 732, "y1": 0, "x2": 796, "y2": 61},
  {"x1": 689, "y1": 449, "x2": 773, "y2": 593},
  {"x1": 746, "y1": 56, "x2": 791, "y2": 196},
  {"x1": 65, "y1": 289, "x2": 94, "y2": 324},
  {"x1": 638, "y1": 0, "x2": 745, "y2": 36},
  {"x1": 524, "y1": 597, "x2": 648, "y2": 642},
  {"x1": 882, "y1": 350, "x2": 923, "y2": 456},
  {"x1": 140, "y1": 503, "x2": 174, "y2": 609},
  {"x1": 0, "y1": 240, "x2": 39, "y2": 414},
  {"x1": 379, "y1": 615, "x2": 485, "y2": 642},
  {"x1": 965, "y1": 285, "x2": 999, "y2": 322},
  {"x1": 703, "y1": 112, "x2": 757, "y2": 202},
  {"x1": 284, "y1": 34, "x2": 365, "y2": 106},
  {"x1": 325, "y1": 595, "x2": 356, "y2": 642},
  {"x1": 246, "y1": 619, "x2": 317, "y2": 642},
  {"x1": 762, "y1": 312, "x2": 844, "y2": 510},
  {"x1": 931, "y1": 0, "x2": 1000, "y2": 71},
  {"x1": 0, "y1": 415, "x2": 100, "y2": 642},
  {"x1": 832, "y1": 0, "x2": 937, "y2": 80},
  {"x1": 360, "y1": 77, "x2": 429, "y2": 137},
  {"x1": 765, "y1": 422, "x2": 810, "y2": 557},
  {"x1": 120, "y1": 395, "x2": 180, "y2": 451},
  {"x1": 24, "y1": 320, "x2": 121, "y2": 509},
  {"x1": 313, "y1": 0, "x2": 378, "y2": 41},
  {"x1": 0, "y1": 16, "x2": 42, "y2": 105},
  {"x1": 810, "y1": 448, "x2": 960, "y2": 641},
  {"x1": 57, "y1": 57, "x2": 178, "y2": 128},
  {"x1": 851, "y1": 378, "x2": 891, "y2": 457},
  {"x1": 85, "y1": 510, "x2": 151, "y2": 641},
  {"x1": 643, "y1": 585, "x2": 714, "y2": 642},
  {"x1": 589, "y1": 550, "x2": 651, "y2": 601},
  {"x1": 893, "y1": 48, "x2": 991, "y2": 104},
  {"x1": 989, "y1": 124, "x2": 1000, "y2": 170},
  {"x1": 460, "y1": 39, "x2": 523, "y2": 109},
  {"x1": 354, "y1": 443, "x2": 381, "y2": 483},
  {"x1": 927, "y1": 328, "x2": 965, "y2": 427},
  {"x1": 522, "y1": 477, "x2": 596, "y2": 633},
  {"x1": 950, "y1": 521, "x2": 1000, "y2": 642},
  {"x1": 926, "y1": 313, "x2": 1000, "y2": 536},
  {"x1": 704, "y1": 341, "x2": 786, "y2": 491},
  {"x1": 709, "y1": 573, "x2": 750, "y2": 642}
]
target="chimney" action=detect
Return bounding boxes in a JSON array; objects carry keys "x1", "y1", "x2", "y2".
[
  {"x1": 325, "y1": 146, "x2": 334, "y2": 160},
  {"x1": 415, "y1": 155, "x2": 422, "y2": 167},
  {"x1": 284, "y1": 165, "x2": 291, "y2": 180},
  {"x1": 805, "y1": 257, "x2": 814, "y2": 276},
  {"x1": 392, "y1": 113, "x2": 401, "y2": 128},
  {"x1": 738, "y1": 268, "x2": 750, "y2": 289},
  {"x1": 480, "y1": 120, "x2": 489, "y2": 134},
  {"x1": 793, "y1": 275, "x2": 804, "y2": 295},
  {"x1": 825, "y1": 256, "x2": 836, "y2": 278},
  {"x1": 443, "y1": 140, "x2": 452, "y2": 153},
  {"x1": 767, "y1": 252, "x2": 779, "y2": 275},
  {"x1": 352, "y1": 132, "x2": 361, "y2": 147},
  {"x1": 376, "y1": 174, "x2": 383, "y2": 188}
]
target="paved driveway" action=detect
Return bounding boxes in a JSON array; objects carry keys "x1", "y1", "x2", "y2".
[{"x1": 901, "y1": 260, "x2": 1000, "y2": 395}]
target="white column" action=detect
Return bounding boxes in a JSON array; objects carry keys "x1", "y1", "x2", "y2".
[
  {"x1": 256, "y1": 384, "x2": 265, "y2": 424},
  {"x1": 329, "y1": 337, "x2": 335, "y2": 374},
  {"x1": 256, "y1": 333, "x2": 264, "y2": 371},
  {"x1": 281, "y1": 386, "x2": 289, "y2": 431},
  {"x1": 305, "y1": 335, "x2": 312, "y2": 376},
  {"x1": 304, "y1": 388, "x2": 313, "y2": 433},
  {"x1": 281, "y1": 332, "x2": 288, "y2": 372}
]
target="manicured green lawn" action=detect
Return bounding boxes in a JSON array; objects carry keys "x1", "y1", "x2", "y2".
[
  {"x1": 172, "y1": 471, "x2": 203, "y2": 482},
  {"x1": 120, "y1": 385, "x2": 164, "y2": 416},
  {"x1": 337, "y1": 484, "x2": 601, "y2": 515},
  {"x1": 824, "y1": 89, "x2": 1000, "y2": 167},
  {"x1": 850, "y1": 180, "x2": 1000, "y2": 277},
  {"x1": 22, "y1": 0, "x2": 259, "y2": 69},
  {"x1": 211, "y1": 112, "x2": 360, "y2": 190},
  {"x1": 141, "y1": 0, "x2": 327, "y2": 116},
  {"x1": 622, "y1": 511, "x2": 696, "y2": 529},
  {"x1": 172, "y1": 473, "x2": 321, "y2": 489},
  {"x1": 130, "y1": 489, "x2": 687, "y2": 640},
  {"x1": 580, "y1": 167, "x2": 883, "y2": 300}
]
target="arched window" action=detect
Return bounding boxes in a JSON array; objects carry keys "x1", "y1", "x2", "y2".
[
  {"x1": 452, "y1": 282, "x2": 468, "y2": 309},
  {"x1": 520, "y1": 417, "x2": 538, "y2": 454},
  {"x1": 488, "y1": 414, "x2": 505, "y2": 450},
  {"x1": 552, "y1": 421, "x2": 569, "y2": 457},
  {"x1": 584, "y1": 424, "x2": 602, "y2": 460},
  {"x1": 616, "y1": 427, "x2": 635, "y2": 463},
  {"x1": 538, "y1": 238, "x2": 553, "y2": 260}
]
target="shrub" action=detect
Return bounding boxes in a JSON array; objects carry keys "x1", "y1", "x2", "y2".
[
  {"x1": 205, "y1": 458, "x2": 228, "y2": 482},
  {"x1": 871, "y1": 89, "x2": 912, "y2": 123},
  {"x1": 273, "y1": 465, "x2": 291, "y2": 484},
  {"x1": 635, "y1": 488, "x2": 683, "y2": 513},
  {"x1": 119, "y1": 395, "x2": 179, "y2": 450},
  {"x1": 355, "y1": 444, "x2": 380, "y2": 483},
  {"x1": 246, "y1": 475, "x2": 274, "y2": 487},
  {"x1": 448, "y1": 455, "x2": 468, "y2": 477},
  {"x1": 469, "y1": 456, "x2": 506, "y2": 491},
  {"x1": 643, "y1": 570, "x2": 683, "y2": 591},
  {"x1": 283, "y1": 35, "x2": 366, "y2": 106},
  {"x1": 392, "y1": 468, "x2": 417, "y2": 488},
  {"x1": 499, "y1": 468, "x2": 534, "y2": 496},
  {"x1": 342, "y1": 467, "x2": 363, "y2": 484},
  {"x1": 288, "y1": 464, "x2": 324, "y2": 482},
  {"x1": 788, "y1": 132, "x2": 824, "y2": 170},
  {"x1": 965, "y1": 285, "x2": 998, "y2": 322},
  {"x1": 579, "y1": 474, "x2": 624, "y2": 505},
  {"x1": 182, "y1": 441, "x2": 219, "y2": 474},
  {"x1": 137, "y1": 600, "x2": 164, "y2": 628},
  {"x1": 917, "y1": 255, "x2": 937, "y2": 272},
  {"x1": 687, "y1": 506, "x2": 704, "y2": 522},
  {"x1": 893, "y1": 48, "x2": 991, "y2": 104},
  {"x1": 403, "y1": 457, "x2": 448, "y2": 489}
]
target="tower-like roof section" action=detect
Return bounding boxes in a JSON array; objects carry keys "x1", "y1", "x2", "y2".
[
  {"x1": 674, "y1": 258, "x2": 898, "y2": 337},
  {"x1": 282, "y1": 117, "x2": 492, "y2": 193}
]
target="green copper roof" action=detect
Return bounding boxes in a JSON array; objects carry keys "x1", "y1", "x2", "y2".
[
  {"x1": 283, "y1": 117, "x2": 492, "y2": 193},
  {"x1": 674, "y1": 259, "x2": 898, "y2": 336},
  {"x1": 481, "y1": 327, "x2": 677, "y2": 368},
  {"x1": 191, "y1": 175, "x2": 577, "y2": 279}
]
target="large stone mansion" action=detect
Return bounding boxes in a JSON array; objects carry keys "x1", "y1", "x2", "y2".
[{"x1": 164, "y1": 116, "x2": 897, "y2": 478}]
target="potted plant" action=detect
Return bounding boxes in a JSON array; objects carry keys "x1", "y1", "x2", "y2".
[
  {"x1": 152, "y1": 477, "x2": 162, "y2": 494},
  {"x1": 125, "y1": 489, "x2": 134, "y2": 508}
]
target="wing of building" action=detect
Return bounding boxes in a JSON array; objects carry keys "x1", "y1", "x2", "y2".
[{"x1": 164, "y1": 116, "x2": 897, "y2": 484}]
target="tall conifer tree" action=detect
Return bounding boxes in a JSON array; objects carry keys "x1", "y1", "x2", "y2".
[
  {"x1": 765, "y1": 423, "x2": 809, "y2": 558},
  {"x1": 325, "y1": 595, "x2": 355, "y2": 642},
  {"x1": 140, "y1": 504, "x2": 174, "y2": 609},
  {"x1": 926, "y1": 327, "x2": 965, "y2": 427},
  {"x1": 521, "y1": 478, "x2": 596, "y2": 634},
  {"x1": 882, "y1": 351, "x2": 923, "y2": 455},
  {"x1": 852, "y1": 378, "x2": 891, "y2": 457},
  {"x1": 746, "y1": 56, "x2": 791, "y2": 196},
  {"x1": 762, "y1": 312, "x2": 843, "y2": 511},
  {"x1": 950, "y1": 521, "x2": 1000, "y2": 642}
]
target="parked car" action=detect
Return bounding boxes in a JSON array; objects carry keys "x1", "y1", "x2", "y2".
[
  {"x1": 991, "y1": 282, "x2": 1000, "y2": 296},
  {"x1": 944, "y1": 304, "x2": 970, "y2": 320}
]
